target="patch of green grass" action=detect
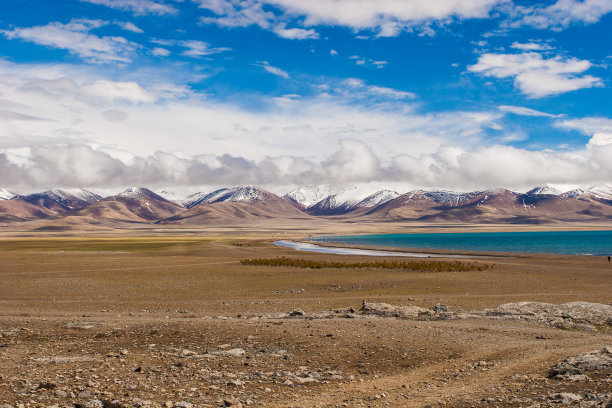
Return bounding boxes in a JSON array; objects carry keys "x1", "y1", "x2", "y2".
[
  {"x1": 240, "y1": 257, "x2": 493, "y2": 272},
  {"x1": 0, "y1": 238, "x2": 212, "y2": 252}
]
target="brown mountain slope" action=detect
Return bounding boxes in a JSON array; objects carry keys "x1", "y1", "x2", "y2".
[
  {"x1": 160, "y1": 187, "x2": 309, "y2": 225},
  {"x1": 57, "y1": 187, "x2": 184, "y2": 225},
  {"x1": 0, "y1": 200, "x2": 55, "y2": 223},
  {"x1": 365, "y1": 190, "x2": 612, "y2": 223}
]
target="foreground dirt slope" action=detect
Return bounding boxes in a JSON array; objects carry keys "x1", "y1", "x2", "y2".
[{"x1": 0, "y1": 235, "x2": 610, "y2": 407}]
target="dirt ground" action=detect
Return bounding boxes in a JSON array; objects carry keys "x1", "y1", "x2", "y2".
[{"x1": 0, "y1": 228, "x2": 611, "y2": 407}]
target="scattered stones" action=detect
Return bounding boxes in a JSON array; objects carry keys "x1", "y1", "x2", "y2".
[
  {"x1": 484, "y1": 302, "x2": 612, "y2": 330},
  {"x1": 211, "y1": 348, "x2": 246, "y2": 357},
  {"x1": 222, "y1": 396, "x2": 243, "y2": 407},
  {"x1": 550, "y1": 347, "x2": 612, "y2": 381},
  {"x1": 547, "y1": 392, "x2": 583, "y2": 404}
]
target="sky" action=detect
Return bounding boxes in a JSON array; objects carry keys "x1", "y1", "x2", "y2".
[{"x1": 0, "y1": 0, "x2": 611, "y2": 193}]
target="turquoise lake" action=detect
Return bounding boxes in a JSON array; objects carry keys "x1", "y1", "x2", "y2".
[{"x1": 311, "y1": 230, "x2": 612, "y2": 256}]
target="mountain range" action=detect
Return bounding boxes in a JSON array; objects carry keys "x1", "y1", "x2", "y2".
[{"x1": 1, "y1": 185, "x2": 612, "y2": 226}]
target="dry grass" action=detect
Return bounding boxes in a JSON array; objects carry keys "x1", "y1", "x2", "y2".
[{"x1": 240, "y1": 257, "x2": 493, "y2": 271}]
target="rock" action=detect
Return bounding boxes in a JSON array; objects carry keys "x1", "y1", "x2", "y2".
[
  {"x1": 293, "y1": 376, "x2": 316, "y2": 384},
  {"x1": 180, "y1": 349, "x2": 197, "y2": 357},
  {"x1": 548, "y1": 392, "x2": 582, "y2": 404},
  {"x1": 213, "y1": 348, "x2": 246, "y2": 357},
  {"x1": 484, "y1": 302, "x2": 612, "y2": 329},
  {"x1": 120, "y1": 349, "x2": 129, "y2": 356},
  {"x1": 550, "y1": 347, "x2": 612, "y2": 380},
  {"x1": 227, "y1": 379, "x2": 244, "y2": 387},
  {"x1": 360, "y1": 301, "x2": 431, "y2": 319},
  {"x1": 432, "y1": 303, "x2": 450, "y2": 313},
  {"x1": 173, "y1": 402, "x2": 193, "y2": 408},
  {"x1": 289, "y1": 309, "x2": 305, "y2": 316},
  {"x1": 223, "y1": 396, "x2": 243, "y2": 407},
  {"x1": 85, "y1": 400, "x2": 104, "y2": 408}
]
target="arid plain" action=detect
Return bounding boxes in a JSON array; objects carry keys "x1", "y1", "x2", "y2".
[{"x1": 0, "y1": 222, "x2": 611, "y2": 408}]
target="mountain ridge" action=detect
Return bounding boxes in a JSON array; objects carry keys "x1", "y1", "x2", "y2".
[{"x1": 2, "y1": 184, "x2": 612, "y2": 226}]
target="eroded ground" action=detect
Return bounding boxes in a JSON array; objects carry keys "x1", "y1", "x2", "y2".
[{"x1": 0, "y1": 234, "x2": 611, "y2": 407}]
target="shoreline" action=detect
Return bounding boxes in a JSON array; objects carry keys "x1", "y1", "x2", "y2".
[{"x1": 274, "y1": 240, "x2": 477, "y2": 258}]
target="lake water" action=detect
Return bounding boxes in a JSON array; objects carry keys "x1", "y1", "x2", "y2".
[{"x1": 310, "y1": 230, "x2": 612, "y2": 256}]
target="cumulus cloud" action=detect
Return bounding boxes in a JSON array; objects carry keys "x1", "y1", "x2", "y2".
[
  {"x1": 3, "y1": 58, "x2": 610, "y2": 191},
  {"x1": 272, "y1": 25, "x2": 319, "y2": 40},
  {"x1": 196, "y1": 0, "x2": 505, "y2": 38},
  {"x1": 1, "y1": 19, "x2": 136, "y2": 63},
  {"x1": 469, "y1": 52, "x2": 603, "y2": 98},
  {"x1": 80, "y1": 0, "x2": 178, "y2": 15},
  {"x1": 510, "y1": 41, "x2": 553, "y2": 51},
  {"x1": 507, "y1": 0, "x2": 612, "y2": 30},
  {"x1": 266, "y1": 0, "x2": 505, "y2": 36},
  {"x1": 256, "y1": 61, "x2": 290, "y2": 78},
  {"x1": 2, "y1": 135, "x2": 612, "y2": 191}
]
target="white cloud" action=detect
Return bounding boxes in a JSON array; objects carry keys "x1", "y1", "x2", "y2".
[
  {"x1": 342, "y1": 78, "x2": 416, "y2": 99},
  {"x1": 510, "y1": 41, "x2": 553, "y2": 51},
  {"x1": 349, "y1": 55, "x2": 388, "y2": 69},
  {"x1": 469, "y1": 52, "x2": 604, "y2": 98},
  {"x1": 152, "y1": 47, "x2": 171, "y2": 57},
  {"x1": 1, "y1": 19, "x2": 135, "y2": 63},
  {"x1": 330, "y1": 49, "x2": 338, "y2": 56},
  {"x1": 3, "y1": 135, "x2": 612, "y2": 191},
  {"x1": 256, "y1": 61, "x2": 290, "y2": 78},
  {"x1": 115, "y1": 21, "x2": 144, "y2": 33},
  {"x1": 5, "y1": 58, "x2": 610, "y2": 190},
  {"x1": 265, "y1": 0, "x2": 505, "y2": 36},
  {"x1": 81, "y1": 80, "x2": 158, "y2": 103},
  {"x1": 80, "y1": 0, "x2": 178, "y2": 15},
  {"x1": 179, "y1": 40, "x2": 232, "y2": 57},
  {"x1": 272, "y1": 25, "x2": 319, "y2": 40},
  {"x1": 498, "y1": 105, "x2": 560, "y2": 118},
  {"x1": 508, "y1": 0, "x2": 612, "y2": 30},
  {"x1": 198, "y1": 0, "x2": 275, "y2": 29},
  {"x1": 555, "y1": 117, "x2": 612, "y2": 134},
  {"x1": 196, "y1": 0, "x2": 506, "y2": 38}
]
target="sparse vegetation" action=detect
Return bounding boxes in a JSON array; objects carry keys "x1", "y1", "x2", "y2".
[{"x1": 240, "y1": 257, "x2": 493, "y2": 271}]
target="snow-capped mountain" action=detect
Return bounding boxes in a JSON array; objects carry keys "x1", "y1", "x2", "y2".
[
  {"x1": 354, "y1": 190, "x2": 400, "y2": 208},
  {"x1": 184, "y1": 186, "x2": 268, "y2": 208},
  {"x1": 0, "y1": 189, "x2": 15, "y2": 200},
  {"x1": 154, "y1": 190, "x2": 191, "y2": 206},
  {"x1": 526, "y1": 186, "x2": 562, "y2": 195},
  {"x1": 396, "y1": 190, "x2": 485, "y2": 207},
  {"x1": 14, "y1": 188, "x2": 102, "y2": 212},
  {"x1": 307, "y1": 187, "x2": 397, "y2": 215},
  {"x1": 284, "y1": 186, "x2": 332, "y2": 207},
  {"x1": 561, "y1": 186, "x2": 612, "y2": 201}
]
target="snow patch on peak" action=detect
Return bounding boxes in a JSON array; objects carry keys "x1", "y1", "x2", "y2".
[
  {"x1": 356, "y1": 190, "x2": 400, "y2": 208},
  {"x1": 586, "y1": 185, "x2": 612, "y2": 200},
  {"x1": 48, "y1": 188, "x2": 100, "y2": 203},
  {"x1": 527, "y1": 186, "x2": 561, "y2": 195},
  {"x1": 185, "y1": 186, "x2": 269, "y2": 208},
  {"x1": 224, "y1": 185, "x2": 265, "y2": 203},
  {"x1": 118, "y1": 187, "x2": 151, "y2": 198},
  {"x1": 0, "y1": 189, "x2": 15, "y2": 200},
  {"x1": 308, "y1": 186, "x2": 384, "y2": 213},
  {"x1": 285, "y1": 186, "x2": 332, "y2": 207}
]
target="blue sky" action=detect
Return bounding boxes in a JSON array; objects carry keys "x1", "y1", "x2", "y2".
[{"x1": 0, "y1": 0, "x2": 611, "y2": 192}]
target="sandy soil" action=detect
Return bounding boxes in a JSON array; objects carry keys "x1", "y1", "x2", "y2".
[{"x1": 0, "y1": 225, "x2": 611, "y2": 407}]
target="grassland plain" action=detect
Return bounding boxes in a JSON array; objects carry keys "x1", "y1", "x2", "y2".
[{"x1": 0, "y1": 228, "x2": 611, "y2": 407}]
